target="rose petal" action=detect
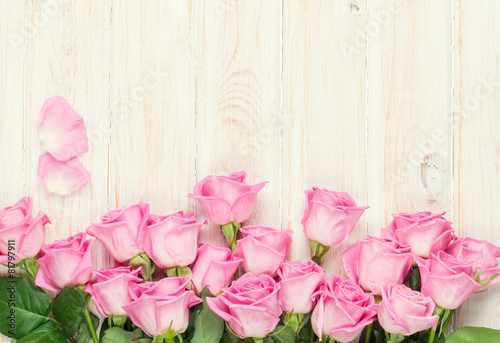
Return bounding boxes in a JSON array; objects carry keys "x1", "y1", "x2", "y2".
[
  {"x1": 38, "y1": 153, "x2": 90, "y2": 195},
  {"x1": 38, "y1": 96, "x2": 89, "y2": 161}
]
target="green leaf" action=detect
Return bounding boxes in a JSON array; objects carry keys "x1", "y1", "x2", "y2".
[
  {"x1": 16, "y1": 321, "x2": 66, "y2": 343},
  {"x1": 74, "y1": 310, "x2": 99, "y2": 343},
  {"x1": 445, "y1": 327, "x2": 500, "y2": 343},
  {"x1": 220, "y1": 332, "x2": 242, "y2": 343},
  {"x1": 51, "y1": 286, "x2": 86, "y2": 338},
  {"x1": 267, "y1": 326, "x2": 295, "y2": 343},
  {"x1": 191, "y1": 297, "x2": 224, "y2": 343},
  {"x1": 0, "y1": 277, "x2": 53, "y2": 338},
  {"x1": 101, "y1": 327, "x2": 144, "y2": 343}
]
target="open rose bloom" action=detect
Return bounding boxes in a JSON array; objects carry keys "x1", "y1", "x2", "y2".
[
  {"x1": 342, "y1": 236, "x2": 413, "y2": 294},
  {"x1": 188, "y1": 171, "x2": 267, "y2": 225},
  {"x1": 277, "y1": 260, "x2": 324, "y2": 314},
  {"x1": 123, "y1": 276, "x2": 202, "y2": 337},
  {"x1": 0, "y1": 197, "x2": 50, "y2": 264},
  {"x1": 191, "y1": 243, "x2": 242, "y2": 294},
  {"x1": 35, "y1": 232, "x2": 93, "y2": 291},
  {"x1": 301, "y1": 188, "x2": 368, "y2": 246},
  {"x1": 86, "y1": 266, "x2": 143, "y2": 317},
  {"x1": 312, "y1": 275, "x2": 377, "y2": 342},
  {"x1": 446, "y1": 237, "x2": 500, "y2": 289},
  {"x1": 382, "y1": 211, "x2": 455, "y2": 258},
  {"x1": 207, "y1": 273, "x2": 282, "y2": 338},
  {"x1": 415, "y1": 251, "x2": 481, "y2": 309},
  {"x1": 87, "y1": 202, "x2": 150, "y2": 262},
  {"x1": 143, "y1": 211, "x2": 204, "y2": 269},
  {"x1": 233, "y1": 225, "x2": 293, "y2": 277},
  {"x1": 377, "y1": 284, "x2": 439, "y2": 336}
]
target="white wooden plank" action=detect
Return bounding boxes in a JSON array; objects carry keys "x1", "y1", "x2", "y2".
[
  {"x1": 0, "y1": 0, "x2": 25, "y2": 213},
  {"x1": 282, "y1": 0, "x2": 368, "y2": 276},
  {"x1": 195, "y1": 0, "x2": 282, "y2": 246},
  {"x1": 366, "y1": 0, "x2": 453, "y2": 232},
  {"x1": 109, "y1": 1, "x2": 196, "y2": 220},
  {"x1": 23, "y1": 0, "x2": 112, "y2": 275},
  {"x1": 453, "y1": 0, "x2": 500, "y2": 330},
  {"x1": 0, "y1": 3, "x2": 27, "y2": 341}
]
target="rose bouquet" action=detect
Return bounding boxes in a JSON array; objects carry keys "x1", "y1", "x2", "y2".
[{"x1": 1, "y1": 172, "x2": 500, "y2": 343}]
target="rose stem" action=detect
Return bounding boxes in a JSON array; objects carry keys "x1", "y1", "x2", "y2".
[
  {"x1": 84, "y1": 299, "x2": 99, "y2": 343},
  {"x1": 427, "y1": 328, "x2": 436, "y2": 343},
  {"x1": 364, "y1": 323, "x2": 373, "y2": 343}
]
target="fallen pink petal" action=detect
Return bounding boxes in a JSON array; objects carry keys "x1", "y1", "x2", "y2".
[
  {"x1": 37, "y1": 153, "x2": 91, "y2": 195},
  {"x1": 38, "y1": 96, "x2": 89, "y2": 161}
]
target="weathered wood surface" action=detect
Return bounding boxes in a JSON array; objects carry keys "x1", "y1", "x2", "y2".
[{"x1": 1, "y1": 2, "x2": 499, "y2": 341}]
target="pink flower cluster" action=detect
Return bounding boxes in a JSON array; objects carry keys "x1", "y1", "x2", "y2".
[{"x1": 2, "y1": 171, "x2": 499, "y2": 342}]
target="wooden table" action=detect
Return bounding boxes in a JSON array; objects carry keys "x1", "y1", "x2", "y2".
[{"x1": 1, "y1": 1, "x2": 499, "y2": 340}]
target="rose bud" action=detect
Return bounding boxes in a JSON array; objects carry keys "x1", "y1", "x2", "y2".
[
  {"x1": 143, "y1": 211, "x2": 203, "y2": 269},
  {"x1": 207, "y1": 273, "x2": 282, "y2": 339},
  {"x1": 311, "y1": 275, "x2": 377, "y2": 342},
  {"x1": 123, "y1": 276, "x2": 202, "y2": 337},
  {"x1": 35, "y1": 232, "x2": 93, "y2": 291},
  {"x1": 377, "y1": 283, "x2": 439, "y2": 336},
  {"x1": 446, "y1": 237, "x2": 500, "y2": 289},
  {"x1": 233, "y1": 226, "x2": 293, "y2": 277},
  {"x1": 342, "y1": 236, "x2": 413, "y2": 295},
  {"x1": 188, "y1": 171, "x2": 267, "y2": 225},
  {"x1": 0, "y1": 197, "x2": 50, "y2": 264},
  {"x1": 301, "y1": 188, "x2": 368, "y2": 246},
  {"x1": 190, "y1": 243, "x2": 242, "y2": 294},
  {"x1": 381, "y1": 211, "x2": 455, "y2": 258},
  {"x1": 86, "y1": 202, "x2": 149, "y2": 262},
  {"x1": 415, "y1": 251, "x2": 481, "y2": 309},
  {"x1": 85, "y1": 266, "x2": 143, "y2": 317},
  {"x1": 277, "y1": 260, "x2": 324, "y2": 314}
]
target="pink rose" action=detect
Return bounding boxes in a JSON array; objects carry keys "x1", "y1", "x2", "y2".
[
  {"x1": 188, "y1": 171, "x2": 267, "y2": 225},
  {"x1": 85, "y1": 266, "x2": 143, "y2": 317},
  {"x1": 0, "y1": 197, "x2": 50, "y2": 264},
  {"x1": 301, "y1": 188, "x2": 368, "y2": 246},
  {"x1": 207, "y1": 273, "x2": 282, "y2": 338},
  {"x1": 446, "y1": 237, "x2": 500, "y2": 289},
  {"x1": 342, "y1": 236, "x2": 413, "y2": 294},
  {"x1": 415, "y1": 251, "x2": 481, "y2": 309},
  {"x1": 86, "y1": 202, "x2": 150, "y2": 262},
  {"x1": 35, "y1": 232, "x2": 93, "y2": 291},
  {"x1": 143, "y1": 211, "x2": 203, "y2": 269},
  {"x1": 277, "y1": 260, "x2": 324, "y2": 314},
  {"x1": 233, "y1": 226, "x2": 293, "y2": 276},
  {"x1": 381, "y1": 211, "x2": 455, "y2": 258},
  {"x1": 377, "y1": 283, "x2": 439, "y2": 335},
  {"x1": 123, "y1": 276, "x2": 202, "y2": 337},
  {"x1": 191, "y1": 243, "x2": 242, "y2": 294},
  {"x1": 311, "y1": 275, "x2": 377, "y2": 343}
]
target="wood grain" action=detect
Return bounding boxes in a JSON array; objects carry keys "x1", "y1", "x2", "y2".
[
  {"x1": 1, "y1": 1, "x2": 500, "y2": 341},
  {"x1": 0, "y1": 3, "x2": 27, "y2": 341},
  {"x1": 0, "y1": 0, "x2": 25, "y2": 206},
  {"x1": 366, "y1": 0, "x2": 453, "y2": 231},
  {"x1": 195, "y1": 0, "x2": 282, "y2": 245},
  {"x1": 23, "y1": 0, "x2": 112, "y2": 274},
  {"x1": 109, "y1": 1, "x2": 197, "y2": 220},
  {"x1": 282, "y1": 0, "x2": 368, "y2": 276},
  {"x1": 454, "y1": 0, "x2": 500, "y2": 329}
]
